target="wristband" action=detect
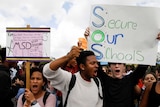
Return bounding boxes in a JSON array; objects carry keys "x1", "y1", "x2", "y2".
[{"x1": 31, "y1": 100, "x2": 37, "y2": 106}]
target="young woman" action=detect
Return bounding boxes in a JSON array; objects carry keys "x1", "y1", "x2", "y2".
[
  {"x1": 134, "y1": 72, "x2": 157, "y2": 106},
  {"x1": 17, "y1": 67, "x2": 56, "y2": 107},
  {"x1": 139, "y1": 73, "x2": 160, "y2": 107}
]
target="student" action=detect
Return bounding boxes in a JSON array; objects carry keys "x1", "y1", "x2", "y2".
[
  {"x1": 100, "y1": 63, "x2": 148, "y2": 107},
  {"x1": 135, "y1": 71, "x2": 158, "y2": 95},
  {"x1": 84, "y1": 28, "x2": 160, "y2": 107},
  {"x1": 142, "y1": 72, "x2": 157, "y2": 88},
  {"x1": 139, "y1": 81, "x2": 160, "y2": 107},
  {"x1": 43, "y1": 46, "x2": 103, "y2": 107},
  {"x1": 17, "y1": 67, "x2": 56, "y2": 107},
  {"x1": 134, "y1": 71, "x2": 158, "y2": 106}
]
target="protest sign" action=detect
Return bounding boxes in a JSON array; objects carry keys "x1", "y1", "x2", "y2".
[
  {"x1": 88, "y1": 5, "x2": 160, "y2": 65},
  {"x1": 6, "y1": 27, "x2": 50, "y2": 61}
]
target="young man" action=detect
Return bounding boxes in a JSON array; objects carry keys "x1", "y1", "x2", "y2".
[
  {"x1": 43, "y1": 46, "x2": 103, "y2": 107},
  {"x1": 98, "y1": 63, "x2": 148, "y2": 107}
]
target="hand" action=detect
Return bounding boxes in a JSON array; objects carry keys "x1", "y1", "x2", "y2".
[
  {"x1": 156, "y1": 33, "x2": 160, "y2": 40},
  {"x1": 84, "y1": 27, "x2": 90, "y2": 39},
  {"x1": 15, "y1": 78, "x2": 24, "y2": 86},
  {"x1": 23, "y1": 100, "x2": 30, "y2": 107},
  {"x1": 24, "y1": 88, "x2": 36, "y2": 103},
  {"x1": 67, "y1": 46, "x2": 81, "y2": 59}
]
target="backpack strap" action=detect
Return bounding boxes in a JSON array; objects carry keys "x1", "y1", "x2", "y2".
[
  {"x1": 93, "y1": 77, "x2": 103, "y2": 99},
  {"x1": 22, "y1": 91, "x2": 50, "y2": 105},
  {"x1": 43, "y1": 91, "x2": 50, "y2": 105},
  {"x1": 64, "y1": 74, "x2": 76, "y2": 107},
  {"x1": 22, "y1": 94, "x2": 25, "y2": 104}
]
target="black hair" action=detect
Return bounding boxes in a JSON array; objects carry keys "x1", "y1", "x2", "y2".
[
  {"x1": 30, "y1": 67, "x2": 48, "y2": 90},
  {"x1": 142, "y1": 71, "x2": 158, "y2": 81},
  {"x1": 76, "y1": 50, "x2": 95, "y2": 69}
]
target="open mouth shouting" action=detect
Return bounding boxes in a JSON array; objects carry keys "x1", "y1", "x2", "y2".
[
  {"x1": 93, "y1": 70, "x2": 98, "y2": 77},
  {"x1": 115, "y1": 70, "x2": 120, "y2": 72},
  {"x1": 31, "y1": 85, "x2": 39, "y2": 92}
]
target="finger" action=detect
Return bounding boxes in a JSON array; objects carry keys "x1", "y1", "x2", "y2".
[
  {"x1": 26, "y1": 94, "x2": 28, "y2": 97},
  {"x1": 25, "y1": 88, "x2": 30, "y2": 92}
]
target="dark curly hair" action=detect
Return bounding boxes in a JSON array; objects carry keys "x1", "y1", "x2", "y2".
[{"x1": 76, "y1": 50, "x2": 95, "y2": 70}]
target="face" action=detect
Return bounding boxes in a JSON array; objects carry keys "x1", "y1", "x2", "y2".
[
  {"x1": 30, "y1": 71, "x2": 45, "y2": 95},
  {"x1": 81, "y1": 55, "x2": 99, "y2": 80},
  {"x1": 109, "y1": 63, "x2": 126, "y2": 79},
  {"x1": 143, "y1": 74, "x2": 157, "y2": 87}
]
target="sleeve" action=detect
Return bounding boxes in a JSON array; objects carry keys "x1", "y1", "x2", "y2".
[
  {"x1": 97, "y1": 67, "x2": 109, "y2": 82},
  {"x1": 132, "y1": 65, "x2": 148, "y2": 85},
  {"x1": 15, "y1": 88, "x2": 25, "y2": 100},
  {"x1": 139, "y1": 82, "x2": 153, "y2": 107},
  {"x1": 43, "y1": 63, "x2": 72, "y2": 91}
]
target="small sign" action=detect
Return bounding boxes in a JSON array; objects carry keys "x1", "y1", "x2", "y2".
[{"x1": 6, "y1": 27, "x2": 51, "y2": 61}]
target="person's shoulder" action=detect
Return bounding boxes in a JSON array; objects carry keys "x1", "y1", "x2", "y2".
[
  {"x1": 0, "y1": 68, "x2": 10, "y2": 78},
  {"x1": 46, "y1": 93, "x2": 57, "y2": 103},
  {"x1": 0, "y1": 70, "x2": 8, "y2": 75},
  {"x1": 17, "y1": 93, "x2": 24, "y2": 103},
  {"x1": 156, "y1": 81, "x2": 160, "y2": 91},
  {"x1": 157, "y1": 81, "x2": 160, "y2": 85},
  {"x1": 45, "y1": 91, "x2": 56, "y2": 99},
  {"x1": 19, "y1": 93, "x2": 24, "y2": 99},
  {"x1": 48, "y1": 93, "x2": 56, "y2": 98}
]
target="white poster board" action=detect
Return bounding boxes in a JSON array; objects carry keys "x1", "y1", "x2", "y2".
[
  {"x1": 88, "y1": 5, "x2": 160, "y2": 65},
  {"x1": 6, "y1": 27, "x2": 50, "y2": 61}
]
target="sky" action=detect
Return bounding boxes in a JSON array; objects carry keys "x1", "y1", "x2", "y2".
[{"x1": 1, "y1": 0, "x2": 160, "y2": 59}]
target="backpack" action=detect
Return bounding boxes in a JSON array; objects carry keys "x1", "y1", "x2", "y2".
[
  {"x1": 63, "y1": 75, "x2": 103, "y2": 107},
  {"x1": 22, "y1": 91, "x2": 50, "y2": 105}
]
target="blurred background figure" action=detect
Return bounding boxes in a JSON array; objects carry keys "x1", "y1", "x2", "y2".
[
  {"x1": 155, "y1": 66, "x2": 160, "y2": 81},
  {"x1": 0, "y1": 48, "x2": 24, "y2": 107}
]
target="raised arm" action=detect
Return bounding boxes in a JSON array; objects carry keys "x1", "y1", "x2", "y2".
[
  {"x1": 49, "y1": 46, "x2": 81, "y2": 71},
  {"x1": 139, "y1": 82, "x2": 152, "y2": 107}
]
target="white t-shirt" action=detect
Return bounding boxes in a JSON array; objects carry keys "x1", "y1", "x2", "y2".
[{"x1": 43, "y1": 63, "x2": 103, "y2": 107}]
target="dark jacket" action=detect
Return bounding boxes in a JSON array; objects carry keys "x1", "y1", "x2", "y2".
[{"x1": 0, "y1": 64, "x2": 20, "y2": 107}]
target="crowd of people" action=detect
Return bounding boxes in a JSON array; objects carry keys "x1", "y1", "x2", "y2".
[{"x1": 0, "y1": 28, "x2": 160, "y2": 107}]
